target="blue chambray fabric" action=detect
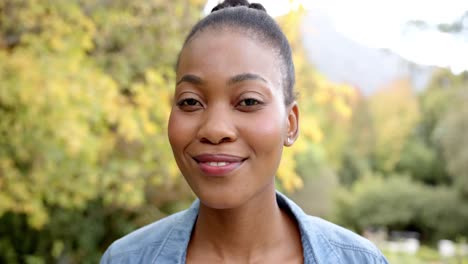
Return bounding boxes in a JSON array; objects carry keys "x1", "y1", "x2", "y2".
[{"x1": 100, "y1": 192, "x2": 389, "y2": 264}]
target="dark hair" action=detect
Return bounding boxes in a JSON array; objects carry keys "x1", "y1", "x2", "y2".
[{"x1": 177, "y1": 0, "x2": 296, "y2": 105}]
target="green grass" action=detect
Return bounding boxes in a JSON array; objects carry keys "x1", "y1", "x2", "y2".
[{"x1": 383, "y1": 246, "x2": 468, "y2": 264}]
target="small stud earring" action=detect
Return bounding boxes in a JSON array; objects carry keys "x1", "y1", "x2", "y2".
[{"x1": 287, "y1": 138, "x2": 292, "y2": 145}]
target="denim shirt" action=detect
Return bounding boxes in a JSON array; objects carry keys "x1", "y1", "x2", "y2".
[{"x1": 101, "y1": 192, "x2": 389, "y2": 263}]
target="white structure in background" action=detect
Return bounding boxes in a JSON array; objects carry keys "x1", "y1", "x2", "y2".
[
  {"x1": 438, "y1": 240, "x2": 456, "y2": 258},
  {"x1": 386, "y1": 238, "x2": 420, "y2": 255}
]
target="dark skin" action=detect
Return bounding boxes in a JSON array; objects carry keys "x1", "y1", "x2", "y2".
[
  {"x1": 168, "y1": 27, "x2": 302, "y2": 263},
  {"x1": 186, "y1": 187, "x2": 303, "y2": 263}
]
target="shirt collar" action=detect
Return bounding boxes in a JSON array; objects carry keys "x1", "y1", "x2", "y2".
[{"x1": 155, "y1": 191, "x2": 330, "y2": 264}]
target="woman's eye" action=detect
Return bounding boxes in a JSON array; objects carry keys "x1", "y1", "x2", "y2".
[
  {"x1": 180, "y1": 99, "x2": 200, "y2": 106},
  {"x1": 177, "y1": 98, "x2": 203, "y2": 110},
  {"x1": 239, "y1": 98, "x2": 260, "y2": 106}
]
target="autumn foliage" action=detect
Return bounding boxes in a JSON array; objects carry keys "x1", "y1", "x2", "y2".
[{"x1": 1, "y1": 1, "x2": 467, "y2": 263}]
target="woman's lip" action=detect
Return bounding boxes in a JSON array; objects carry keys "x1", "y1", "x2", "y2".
[
  {"x1": 193, "y1": 154, "x2": 245, "y2": 163},
  {"x1": 192, "y1": 154, "x2": 246, "y2": 176},
  {"x1": 198, "y1": 161, "x2": 243, "y2": 176}
]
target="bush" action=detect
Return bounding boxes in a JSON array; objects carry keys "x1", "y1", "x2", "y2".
[{"x1": 334, "y1": 175, "x2": 468, "y2": 242}]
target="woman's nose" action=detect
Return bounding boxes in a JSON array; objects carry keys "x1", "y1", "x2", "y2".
[{"x1": 197, "y1": 106, "x2": 237, "y2": 144}]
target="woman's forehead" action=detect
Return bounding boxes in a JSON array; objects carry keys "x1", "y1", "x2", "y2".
[
  {"x1": 178, "y1": 29, "x2": 282, "y2": 80},
  {"x1": 192, "y1": 25, "x2": 275, "y2": 50},
  {"x1": 176, "y1": 30, "x2": 284, "y2": 100}
]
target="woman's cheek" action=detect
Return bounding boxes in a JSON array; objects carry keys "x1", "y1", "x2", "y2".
[
  {"x1": 241, "y1": 112, "x2": 284, "y2": 152},
  {"x1": 168, "y1": 111, "x2": 195, "y2": 149},
  {"x1": 167, "y1": 112, "x2": 178, "y2": 147}
]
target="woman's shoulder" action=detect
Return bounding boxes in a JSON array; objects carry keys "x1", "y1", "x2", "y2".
[
  {"x1": 100, "y1": 202, "x2": 199, "y2": 264},
  {"x1": 277, "y1": 192, "x2": 388, "y2": 263},
  {"x1": 303, "y1": 216, "x2": 387, "y2": 262},
  {"x1": 109, "y1": 210, "x2": 187, "y2": 253}
]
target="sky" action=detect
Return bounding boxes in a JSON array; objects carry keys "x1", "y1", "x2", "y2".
[{"x1": 204, "y1": 0, "x2": 468, "y2": 74}]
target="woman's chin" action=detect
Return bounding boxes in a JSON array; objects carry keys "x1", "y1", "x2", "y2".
[{"x1": 197, "y1": 191, "x2": 247, "y2": 210}]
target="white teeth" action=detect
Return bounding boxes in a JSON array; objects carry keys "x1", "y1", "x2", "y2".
[{"x1": 207, "y1": 162, "x2": 230, "y2": 167}]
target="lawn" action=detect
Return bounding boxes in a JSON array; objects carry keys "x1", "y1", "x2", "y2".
[{"x1": 383, "y1": 246, "x2": 468, "y2": 264}]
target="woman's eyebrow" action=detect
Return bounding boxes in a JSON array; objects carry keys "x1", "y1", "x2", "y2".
[
  {"x1": 176, "y1": 73, "x2": 267, "y2": 86},
  {"x1": 176, "y1": 74, "x2": 203, "y2": 85},
  {"x1": 228, "y1": 73, "x2": 267, "y2": 85}
]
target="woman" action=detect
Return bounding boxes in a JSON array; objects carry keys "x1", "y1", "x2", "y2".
[{"x1": 101, "y1": 1, "x2": 389, "y2": 263}]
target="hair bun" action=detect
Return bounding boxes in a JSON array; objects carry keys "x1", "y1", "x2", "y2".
[
  {"x1": 224, "y1": 0, "x2": 250, "y2": 6},
  {"x1": 248, "y1": 3, "x2": 266, "y2": 12},
  {"x1": 211, "y1": 0, "x2": 266, "y2": 13}
]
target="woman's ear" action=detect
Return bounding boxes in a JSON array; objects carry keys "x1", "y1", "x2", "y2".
[{"x1": 284, "y1": 102, "x2": 299, "y2": 146}]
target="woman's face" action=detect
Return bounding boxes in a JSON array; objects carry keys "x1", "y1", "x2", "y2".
[{"x1": 168, "y1": 28, "x2": 298, "y2": 209}]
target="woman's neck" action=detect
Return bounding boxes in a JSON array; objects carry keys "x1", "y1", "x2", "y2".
[{"x1": 187, "y1": 186, "x2": 303, "y2": 263}]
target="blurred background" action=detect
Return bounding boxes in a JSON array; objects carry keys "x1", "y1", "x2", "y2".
[{"x1": 0, "y1": 0, "x2": 467, "y2": 263}]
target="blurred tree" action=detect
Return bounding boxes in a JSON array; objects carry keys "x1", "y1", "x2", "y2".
[
  {"x1": 80, "y1": 0, "x2": 202, "y2": 88},
  {"x1": 334, "y1": 175, "x2": 468, "y2": 241},
  {"x1": 0, "y1": 0, "x2": 122, "y2": 229},
  {"x1": 429, "y1": 70, "x2": 468, "y2": 196},
  {"x1": 332, "y1": 67, "x2": 468, "y2": 242},
  {"x1": 337, "y1": 79, "x2": 420, "y2": 185},
  {"x1": 334, "y1": 175, "x2": 426, "y2": 233},
  {"x1": 273, "y1": 5, "x2": 363, "y2": 229},
  {"x1": 367, "y1": 79, "x2": 420, "y2": 173},
  {"x1": 396, "y1": 136, "x2": 447, "y2": 185},
  {"x1": 338, "y1": 94, "x2": 374, "y2": 186},
  {"x1": 0, "y1": 0, "x2": 203, "y2": 262}
]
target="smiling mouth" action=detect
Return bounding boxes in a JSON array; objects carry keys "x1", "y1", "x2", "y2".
[
  {"x1": 204, "y1": 162, "x2": 231, "y2": 167},
  {"x1": 193, "y1": 154, "x2": 246, "y2": 176}
]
